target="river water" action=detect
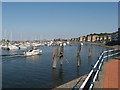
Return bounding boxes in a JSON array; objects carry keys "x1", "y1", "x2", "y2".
[{"x1": 2, "y1": 43, "x2": 110, "y2": 88}]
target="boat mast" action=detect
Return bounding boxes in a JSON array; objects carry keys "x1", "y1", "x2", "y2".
[{"x1": 10, "y1": 31, "x2": 12, "y2": 42}]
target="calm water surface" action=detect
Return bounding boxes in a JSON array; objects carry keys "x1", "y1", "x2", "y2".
[{"x1": 2, "y1": 44, "x2": 110, "y2": 88}]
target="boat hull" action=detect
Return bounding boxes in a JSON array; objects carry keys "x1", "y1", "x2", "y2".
[{"x1": 24, "y1": 50, "x2": 42, "y2": 56}]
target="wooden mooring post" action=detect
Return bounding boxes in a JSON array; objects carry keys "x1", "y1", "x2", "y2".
[
  {"x1": 77, "y1": 55, "x2": 81, "y2": 67},
  {"x1": 52, "y1": 47, "x2": 58, "y2": 69},
  {"x1": 59, "y1": 46, "x2": 64, "y2": 66},
  {"x1": 76, "y1": 43, "x2": 81, "y2": 67}
]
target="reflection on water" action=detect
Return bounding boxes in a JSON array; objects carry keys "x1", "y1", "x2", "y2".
[
  {"x1": 52, "y1": 69, "x2": 57, "y2": 86},
  {"x1": 26, "y1": 55, "x2": 41, "y2": 60},
  {"x1": 2, "y1": 44, "x2": 110, "y2": 88},
  {"x1": 76, "y1": 54, "x2": 81, "y2": 67},
  {"x1": 76, "y1": 66, "x2": 80, "y2": 77},
  {"x1": 59, "y1": 66, "x2": 64, "y2": 83}
]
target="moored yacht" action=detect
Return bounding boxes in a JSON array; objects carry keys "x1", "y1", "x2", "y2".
[
  {"x1": 8, "y1": 44, "x2": 19, "y2": 50},
  {"x1": 81, "y1": 42, "x2": 84, "y2": 46},
  {"x1": 19, "y1": 44, "x2": 27, "y2": 49},
  {"x1": 1, "y1": 44, "x2": 9, "y2": 50}
]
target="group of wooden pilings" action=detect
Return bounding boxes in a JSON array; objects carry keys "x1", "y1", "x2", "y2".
[
  {"x1": 52, "y1": 46, "x2": 65, "y2": 69},
  {"x1": 52, "y1": 43, "x2": 92, "y2": 69}
]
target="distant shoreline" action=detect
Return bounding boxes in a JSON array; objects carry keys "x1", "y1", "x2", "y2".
[{"x1": 83, "y1": 42, "x2": 120, "y2": 49}]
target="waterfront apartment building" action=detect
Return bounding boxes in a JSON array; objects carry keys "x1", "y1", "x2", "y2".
[
  {"x1": 75, "y1": 33, "x2": 112, "y2": 43},
  {"x1": 70, "y1": 38, "x2": 79, "y2": 41},
  {"x1": 111, "y1": 31, "x2": 118, "y2": 41},
  {"x1": 78, "y1": 36, "x2": 86, "y2": 42},
  {"x1": 102, "y1": 35, "x2": 107, "y2": 41},
  {"x1": 83, "y1": 36, "x2": 86, "y2": 41},
  {"x1": 92, "y1": 35, "x2": 99, "y2": 42},
  {"x1": 85, "y1": 35, "x2": 109, "y2": 42},
  {"x1": 86, "y1": 35, "x2": 92, "y2": 42},
  {"x1": 119, "y1": 28, "x2": 120, "y2": 45},
  {"x1": 85, "y1": 35, "x2": 110, "y2": 42},
  {"x1": 79, "y1": 36, "x2": 83, "y2": 41},
  {"x1": 106, "y1": 35, "x2": 111, "y2": 41}
]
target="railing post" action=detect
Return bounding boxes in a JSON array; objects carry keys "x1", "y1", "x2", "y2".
[
  {"x1": 106, "y1": 49, "x2": 109, "y2": 62},
  {"x1": 90, "y1": 66, "x2": 96, "y2": 86},
  {"x1": 72, "y1": 86, "x2": 79, "y2": 90},
  {"x1": 97, "y1": 59, "x2": 100, "y2": 70},
  {"x1": 100, "y1": 53, "x2": 104, "y2": 71},
  {"x1": 99, "y1": 62, "x2": 103, "y2": 71}
]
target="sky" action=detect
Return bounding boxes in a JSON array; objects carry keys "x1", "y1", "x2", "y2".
[
  {"x1": 2, "y1": 2, "x2": 118, "y2": 40},
  {"x1": 118, "y1": 2, "x2": 120, "y2": 28},
  {"x1": 0, "y1": 2, "x2": 2, "y2": 41}
]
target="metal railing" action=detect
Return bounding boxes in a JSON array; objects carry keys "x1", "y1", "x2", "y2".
[{"x1": 72, "y1": 49, "x2": 120, "y2": 90}]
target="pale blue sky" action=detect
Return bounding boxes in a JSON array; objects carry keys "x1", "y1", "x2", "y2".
[
  {"x1": 0, "y1": 2, "x2": 2, "y2": 41},
  {"x1": 2, "y1": 2, "x2": 118, "y2": 40},
  {"x1": 118, "y1": 2, "x2": 120, "y2": 28}
]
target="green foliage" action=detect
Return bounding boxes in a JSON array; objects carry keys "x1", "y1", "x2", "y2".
[
  {"x1": 88, "y1": 32, "x2": 112, "y2": 36},
  {"x1": 6, "y1": 40, "x2": 10, "y2": 43}
]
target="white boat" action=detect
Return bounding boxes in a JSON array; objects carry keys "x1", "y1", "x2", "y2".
[
  {"x1": 1, "y1": 44, "x2": 9, "y2": 50},
  {"x1": 60, "y1": 43, "x2": 63, "y2": 46},
  {"x1": 60, "y1": 42, "x2": 67, "y2": 46},
  {"x1": 24, "y1": 49, "x2": 42, "y2": 56},
  {"x1": 63, "y1": 43, "x2": 67, "y2": 46},
  {"x1": 19, "y1": 45, "x2": 27, "y2": 49},
  {"x1": 81, "y1": 43, "x2": 84, "y2": 46},
  {"x1": 25, "y1": 42, "x2": 31, "y2": 47},
  {"x1": 0, "y1": 44, "x2": 3, "y2": 49},
  {"x1": 8, "y1": 44, "x2": 19, "y2": 50},
  {"x1": 66, "y1": 41, "x2": 70, "y2": 44},
  {"x1": 31, "y1": 43, "x2": 41, "y2": 47}
]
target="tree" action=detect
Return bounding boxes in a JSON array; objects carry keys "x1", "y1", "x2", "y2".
[{"x1": 6, "y1": 40, "x2": 10, "y2": 43}]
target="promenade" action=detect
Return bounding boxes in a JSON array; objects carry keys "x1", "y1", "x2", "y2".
[
  {"x1": 94, "y1": 57, "x2": 120, "y2": 89},
  {"x1": 103, "y1": 59, "x2": 120, "y2": 89},
  {"x1": 55, "y1": 57, "x2": 120, "y2": 89}
]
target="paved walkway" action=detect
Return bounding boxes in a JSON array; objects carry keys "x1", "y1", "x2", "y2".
[
  {"x1": 103, "y1": 60, "x2": 120, "y2": 89},
  {"x1": 53, "y1": 75, "x2": 87, "y2": 90}
]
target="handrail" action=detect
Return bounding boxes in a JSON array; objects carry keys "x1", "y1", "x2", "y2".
[
  {"x1": 80, "y1": 70, "x2": 93, "y2": 89},
  {"x1": 77, "y1": 49, "x2": 120, "y2": 90},
  {"x1": 89, "y1": 58, "x2": 104, "y2": 89},
  {"x1": 94, "y1": 52, "x2": 104, "y2": 68},
  {"x1": 103, "y1": 49, "x2": 118, "y2": 53},
  {"x1": 80, "y1": 51, "x2": 104, "y2": 89}
]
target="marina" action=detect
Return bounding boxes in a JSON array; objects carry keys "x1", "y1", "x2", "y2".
[
  {"x1": 2, "y1": 42, "x2": 111, "y2": 88},
  {"x1": 1, "y1": 2, "x2": 120, "y2": 89}
]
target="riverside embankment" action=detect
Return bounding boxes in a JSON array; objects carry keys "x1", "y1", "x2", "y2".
[
  {"x1": 53, "y1": 74, "x2": 87, "y2": 90},
  {"x1": 83, "y1": 42, "x2": 120, "y2": 49},
  {"x1": 53, "y1": 43, "x2": 120, "y2": 89}
]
